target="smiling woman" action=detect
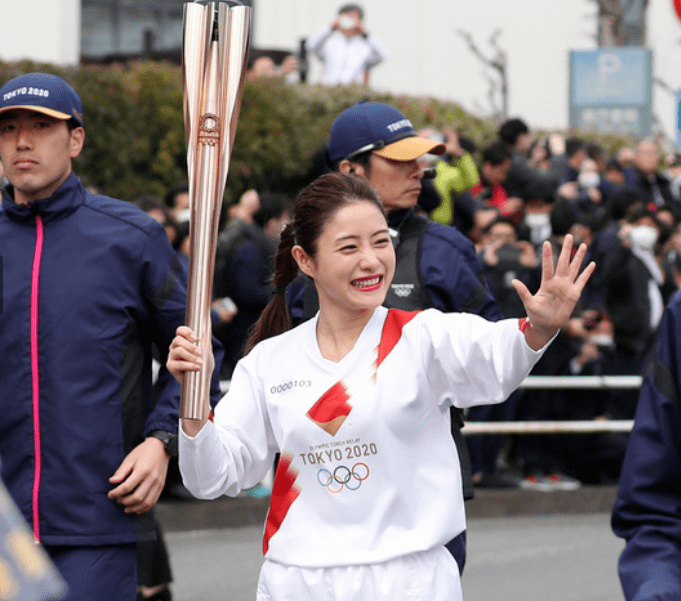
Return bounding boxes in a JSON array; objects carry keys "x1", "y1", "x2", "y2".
[
  {"x1": 292, "y1": 198, "x2": 395, "y2": 328},
  {"x1": 246, "y1": 172, "x2": 389, "y2": 357},
  {"x1": 166, "y1": 171, "x2": 594, "y2": 601}
]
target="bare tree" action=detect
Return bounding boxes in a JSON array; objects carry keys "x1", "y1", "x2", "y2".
[{"x1": 456, "y1": 29, "x2": 508, "y2": 123}]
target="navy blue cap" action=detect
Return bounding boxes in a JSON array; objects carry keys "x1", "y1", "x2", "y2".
[
  {"x1": 327, "y1": 101, "x2": 444, "y2": 163},
  {"x1": 0, "y1": 73, "x2": 84, "y2": 128}
]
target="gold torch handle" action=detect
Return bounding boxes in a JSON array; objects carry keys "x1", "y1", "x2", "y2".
[{"x1": 181, "y1": 2, "x2": 251, "y2": 420}]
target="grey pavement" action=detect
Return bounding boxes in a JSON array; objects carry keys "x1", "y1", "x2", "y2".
[
  {"x1": 155, "y1": 485, "x2": 620, "y2": 532},
  {"x1": 162, "y1": 506, "x2": 625, "y2": 600},
  {"x1": 463, "y1": 513, "x2": 624, "y2": 601},
  {"x1": 165, "y1": 525, "x2": 262, "y2": 601}
]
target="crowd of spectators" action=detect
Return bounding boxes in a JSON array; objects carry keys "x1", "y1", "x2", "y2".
[
  {"x1": 111, "y1": 51, "x2": 681, "y2": 500},
  {"x1": 4, "y1": 36, "x2": 680, "y2": 601},
  {"x1": 196, "y1": 114, "x2": 681, "y2": 494},
  {"x1": 3, "y1": 16, "x2": 678, "y2": 598},
  {"x1": 415, "y1": 117, "x2": 681, "y2": 490},
  {"x1": 67, "y1": 4, "x2": 681, "y2": 497}
]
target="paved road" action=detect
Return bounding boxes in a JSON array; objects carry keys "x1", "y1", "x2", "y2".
[
  {"x1": 463, "y1": 513, "x2": 624, "y2": 601},
  {"x1": 164, "y1": 512, "x2": 625, "y2": 601}
]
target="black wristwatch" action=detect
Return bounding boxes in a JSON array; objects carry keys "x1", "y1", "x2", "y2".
[{"x1": 148, "y1": 430, "x2": 179, "y2": 457}]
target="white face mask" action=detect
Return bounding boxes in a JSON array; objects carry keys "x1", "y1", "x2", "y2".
[
  {"x1": 578, "y1": 171, "x2": 600, "y2": 189},
  {"x1": 175, "y1": 208, "x2": 191, "y2": 224},
  {"x1": 524, "y1": 212, "x2": 551, "y2": 229},
  {"x1": 628, "y1": 224, "x2": 658, "y2": 252}
]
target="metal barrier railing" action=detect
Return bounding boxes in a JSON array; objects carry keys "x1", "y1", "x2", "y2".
[
  {"x1": 461, "y1": 420, "x2": 634, "y2": 435},
  {"x1": 516, "y1": 375, "x2": 642, "y2": 390},
  {"x1": 461, "y1": 375, "x2": 641, "y2": 435}
]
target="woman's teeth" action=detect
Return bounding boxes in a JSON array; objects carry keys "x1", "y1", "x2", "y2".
[{"x1": 353, "y1": 277, "x2": 380, "y2": 289}]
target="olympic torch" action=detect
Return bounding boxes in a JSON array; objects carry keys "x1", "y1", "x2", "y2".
[{"x1": 181, "y1": 1, "x2": 251, "y2": 419}]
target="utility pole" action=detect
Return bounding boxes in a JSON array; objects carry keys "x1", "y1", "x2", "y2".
[{"x1": 594, "y1": 0, "x2": 649, "y2": 47}]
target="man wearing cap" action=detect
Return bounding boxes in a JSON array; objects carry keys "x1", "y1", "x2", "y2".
[
  {"x1": 0, "y1": 72, "x2": 199, "y2": 601},
  {"x1": 289, "y1": 101, "x2": 503, "y2": 573}
]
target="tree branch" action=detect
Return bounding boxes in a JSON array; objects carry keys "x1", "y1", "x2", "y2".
[{"x1": 456, "y1": 28, "x2": 508, "y2": 120}]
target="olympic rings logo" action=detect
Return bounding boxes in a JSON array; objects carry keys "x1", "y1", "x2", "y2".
[
  {"x1": 198, "y1": 113, "x2": 220, "y2": 146},
  {"x1": 317, "y1": 463, "x2": 370, "y2": 493}
]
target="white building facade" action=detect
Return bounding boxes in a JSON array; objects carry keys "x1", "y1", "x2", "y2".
[
  {"x1": 0, "y1": 0, "x2": 80, "y2": 66},
  {"x1": 1, "y1": 0, "x2": 679, "y2": 143}
]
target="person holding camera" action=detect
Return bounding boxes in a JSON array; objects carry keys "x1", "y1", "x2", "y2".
[
  {"x1": 468, "y1": 216, "x2": 541, "y2": 488},
  {"x1": 470, "y1": 141, "x2": 523, "y2": 226},
  {"x1": 478, "y1": 216, "x2": 540, "y2": 319},
  {"x1": 306, "y1": 4, "x2": 387, "y2": 86}
]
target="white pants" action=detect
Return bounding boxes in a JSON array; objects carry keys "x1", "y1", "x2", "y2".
[{"x1": 256, "y1": 546, "x2": 463, "y2": 601}]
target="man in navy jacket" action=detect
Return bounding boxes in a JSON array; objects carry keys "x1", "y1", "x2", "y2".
[
  {"x1": 0, "y1": 72, "x2": 201, "y2": 601},
  {"x1": 612, "y1": 289, "x2": 681, "y2": 601}
]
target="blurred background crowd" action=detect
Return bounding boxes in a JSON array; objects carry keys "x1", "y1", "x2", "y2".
[
  {"x1": 4, "y1": 3, "x2": 681, "y2": 600},
  {"x1": 1, "y1": 0, "x2": 677, "y2": 503},
  {"x1": 111, "y1": 111, "x2": 681, "y2": 496}
]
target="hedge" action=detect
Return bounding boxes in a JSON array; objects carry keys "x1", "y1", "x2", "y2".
[{"x1": 0, "y1": 59, "x2": 636, "y2": 204}]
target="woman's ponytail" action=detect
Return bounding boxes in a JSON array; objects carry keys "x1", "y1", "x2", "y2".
[{"x1": 244, "y1": 221, "x2": 298, "y2": 354}]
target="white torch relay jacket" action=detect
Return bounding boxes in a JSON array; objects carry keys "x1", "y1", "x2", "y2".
[{"x1": 180, "y1": 307, "x2": 548, "y2": 567}]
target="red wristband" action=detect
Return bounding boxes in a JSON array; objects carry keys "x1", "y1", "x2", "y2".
[{"x1": 518, "y1": 317, "x2": 530, "y2": 334}]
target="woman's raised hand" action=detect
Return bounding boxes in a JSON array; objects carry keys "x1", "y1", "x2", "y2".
[{"x1": 512, "y1": 234, "x2": 596, "y2": 350}]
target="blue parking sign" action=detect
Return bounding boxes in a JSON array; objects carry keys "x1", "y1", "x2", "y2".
[
  {"x1": 572, "y1": 49, "x2": 649, "y2": 105},
  {"x1": 569, "y1": 48, "x2": 652, "y2": 136}
]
